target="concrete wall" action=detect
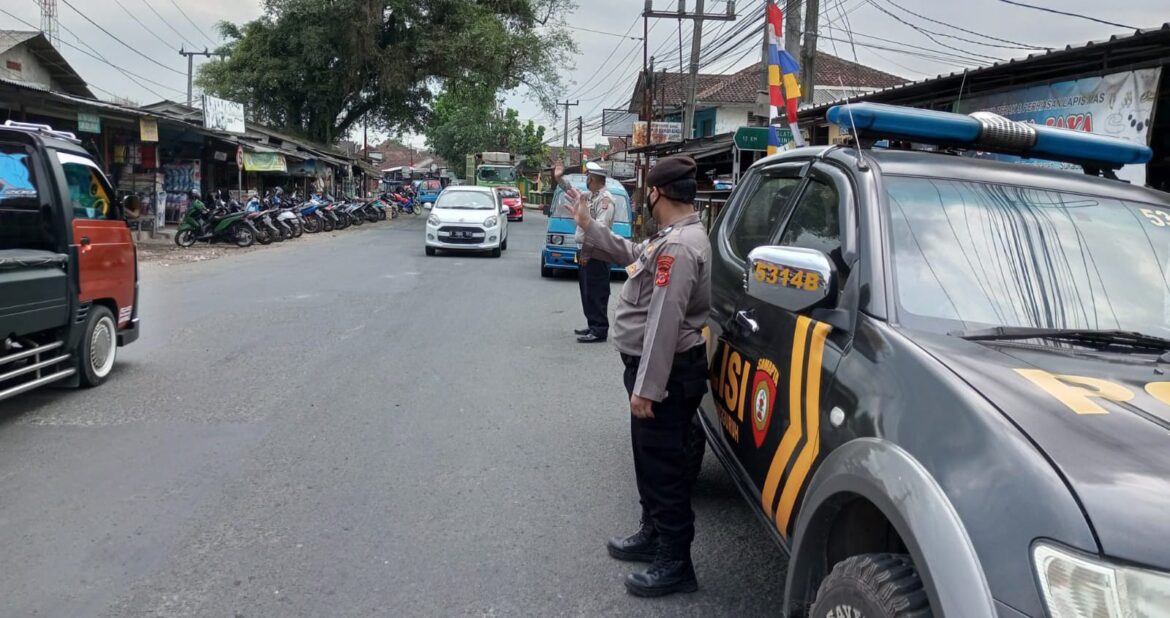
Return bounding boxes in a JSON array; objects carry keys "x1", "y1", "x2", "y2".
[
  {"x1": 0, "y1": 44, "x2": 57, "y2": 91},
  {"x1": 714, "y1": 105, "x2": 754, "y2": 136}
]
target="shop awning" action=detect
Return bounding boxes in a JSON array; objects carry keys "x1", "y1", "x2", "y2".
[{"x1": 242, "y1": 150, "x2": 288, "y2": 173}]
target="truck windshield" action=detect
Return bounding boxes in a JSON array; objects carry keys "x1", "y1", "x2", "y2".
[
  {"x1": 478, "y1": 166, "x2": 516, "y2": 183},
  {"x1": 887, "y1": 176, "x2": 1170, "y2": 338},
  {"x1": 551, "y1": 192, "x2": 631, "y2": 224}
]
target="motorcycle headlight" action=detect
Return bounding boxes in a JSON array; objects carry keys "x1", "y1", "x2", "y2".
[
  {"x1": 427, "y1": 214, "x2": 441, "y2": 226},
  {"x1": 1035, "y1": 544, "x2": 1170, "y2": 617},
  {"x1": 547, "y1": 234, "x2": 563, "y2": 246},
  {"x1": 483, "y1": 216, "x2": 498, "y2": 228}
]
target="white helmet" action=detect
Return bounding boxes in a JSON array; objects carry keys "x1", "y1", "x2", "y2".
[{"x1": 585, "y1": 161, "x2": 609, "y2": 178}]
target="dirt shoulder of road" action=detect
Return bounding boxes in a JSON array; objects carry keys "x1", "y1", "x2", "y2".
[{"x1": 135, "y1": 222, "x2": 387, "y2": 266}]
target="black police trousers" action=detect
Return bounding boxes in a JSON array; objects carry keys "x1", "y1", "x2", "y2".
[
  {"x1": 578, "y1": 258, "x2": 611, "y2": 337},
  {"x1": 621, "y1": 345, "x2": 708, "y2": 553}
]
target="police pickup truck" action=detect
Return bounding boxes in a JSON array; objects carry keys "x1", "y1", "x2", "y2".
[{"x1": 697, "y1": 103, "x2": 1170, "y2": 617}]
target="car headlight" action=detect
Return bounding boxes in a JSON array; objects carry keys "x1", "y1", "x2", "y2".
[
  {"x1": 427, "y1": 214, "x2": 441, "y2": 226},
  {"x1": 1035, "y1": 544, "x2": 1170, "y2": 617},
  {"x1": 483, "y1": 216, "x2": 498, "y2": 228},
  {"x1": 547, "y1": 234, "x2": 564, "y2": 245}
]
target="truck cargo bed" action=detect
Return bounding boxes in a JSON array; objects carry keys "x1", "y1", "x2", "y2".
[{"x1": 0, "y1": 249, "x2": 70, "y2": 339}]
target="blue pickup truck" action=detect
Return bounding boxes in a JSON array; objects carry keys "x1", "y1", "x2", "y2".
[{"x1": 540, "y1": 174, "x2": 633, "y2": 278}]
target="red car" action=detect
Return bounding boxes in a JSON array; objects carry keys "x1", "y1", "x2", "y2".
[{"x1": 495, "y1": 186, "x2": 524, "y2": 222}]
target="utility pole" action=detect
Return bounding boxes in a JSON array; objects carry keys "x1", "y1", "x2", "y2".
[
  {"x1": 557, "y1": 100, "x2": 578, "y2": 164},
  {"x1": 179, "y1": 48, "x2": 216, "y2": 107},
  {"x1": 799, "y1": 0, "x2": 820, "y2": 107},
  {"x1": 784, "y1": 0, "x2": 802, "y2": 64},
  {"x1": 577, "y1": 117, "x2": 583, "y2": 166},
  {"x1": 644, "y1": 2, "x2": 737, "y2": 140}
]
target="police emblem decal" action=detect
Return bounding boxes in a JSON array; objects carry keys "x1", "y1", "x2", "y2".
[{"x1": 751, "y1": 358, "x2": 780, "y2": 448}]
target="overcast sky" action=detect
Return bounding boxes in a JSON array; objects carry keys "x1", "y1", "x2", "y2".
[{"x1": 5, "y1": 0, "x2": 1167, "y2": 147}]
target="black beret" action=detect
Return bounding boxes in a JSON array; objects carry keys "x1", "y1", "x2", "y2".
[{"x1": 647, "y1": 155, "x2": 696, "y2": 187}]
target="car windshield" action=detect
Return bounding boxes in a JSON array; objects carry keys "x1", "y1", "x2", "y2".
[
  {"x1": 435, "y1": 191, "x2": 495, "y2": 210},
  {"x1": 551, "y1": 191, "x2": 631, "y2": 224},
  {"x1": 477, "y1": 166, "x2": 516, "y2": 183},
  {"x1": 887, "y1": 176, "x2": 1170, "y2": 338},
  {"x1": 497, "y1": 189, "x2": 520, "y2": 199}
]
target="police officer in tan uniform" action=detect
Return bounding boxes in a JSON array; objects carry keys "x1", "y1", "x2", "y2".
[
  {"x1": 555, "y1": 161, "x2": 617, "y2": 343},
  {"x1": 566, "y1": 155, "x2": 711, "y2": 597}
]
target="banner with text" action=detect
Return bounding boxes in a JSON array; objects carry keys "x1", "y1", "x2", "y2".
[
  {"x1": 956, "y1": 68, "x2": 1161, "y2": 185},
  {"x1": 203, "y1": 94, "x2": 246, "y2": 133}
]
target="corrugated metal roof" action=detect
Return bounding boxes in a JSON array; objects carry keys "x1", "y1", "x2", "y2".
[{"x1": 801, "y1": 22, "x2": 1170, "y2": 115}]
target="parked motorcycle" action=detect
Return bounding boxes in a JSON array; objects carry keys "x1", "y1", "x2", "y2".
[{"x1": 175, "y1": 203, "x2": 255, "y2": 248}]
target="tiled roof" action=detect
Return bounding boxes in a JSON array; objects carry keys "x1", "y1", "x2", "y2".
[{"x1": 636, "y1": 52, "x2": 907, "y2": 108}]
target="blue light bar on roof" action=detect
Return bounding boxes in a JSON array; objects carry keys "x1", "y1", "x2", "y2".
[{"x1": 825, "y1": 102, "x2": 1152, "y2": 169}]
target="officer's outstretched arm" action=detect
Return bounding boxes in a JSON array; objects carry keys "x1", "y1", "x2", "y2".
[
  {"x1": 582, "y1": 218, "x2": 641, "y2": 265},
  {"x1": 633, "y1": 243, "x2": 696, "y2": 401}
]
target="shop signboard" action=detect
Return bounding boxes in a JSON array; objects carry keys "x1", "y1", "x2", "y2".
[
  {"x1": 608, "y1": 160, "x2": 636, "y2": 178},
  {"x1": 242, "y1": 151, "x2": 288, "y2": 173},
  {"x1": 603, "y1": 109, "x2": 638, "y2": 137},
  {"x1": 632, "y1": 121, "x2": 685, "y2": 146},
  {"x1": 203, "y1": 95, "x2": 246, "y2": 133},
  {"x1": 139, "y1": 118, "x2": 158, "y2": 142},
  {"x1": 77, "y1": 112, "x2": 101, "y2": 133},
  {"x1": 956, "y1": 67, "x2": 1162, "y2": 185}
]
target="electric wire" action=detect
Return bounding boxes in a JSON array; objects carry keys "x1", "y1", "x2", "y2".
[
  {"x1": 112, "y1": 0, "x2": 180, "y2": 52},
  {"x1": 0, "y1": 6, "x2": 185, "y2": 99},
  {"x1": 139, "y1": 0, "x2": 198, "y2": 49},
  {"x1": 165, "y1": 0, "x2": 219, "y2": 46},
  {"x1": 59, "y1": 0, "x2": 188, "y2": 75},
  {"x1": 997, "y1": 0, "x2": 1136, "y2": 30}
]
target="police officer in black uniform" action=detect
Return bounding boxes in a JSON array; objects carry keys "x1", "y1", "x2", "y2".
[{"x1": 568, "y1": 156, "x2": 711, "y2": 597}]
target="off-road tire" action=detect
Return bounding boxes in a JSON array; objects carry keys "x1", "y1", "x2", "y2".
[{"x1": 810, "y1": 554, "x2": 932, "y2": 618}]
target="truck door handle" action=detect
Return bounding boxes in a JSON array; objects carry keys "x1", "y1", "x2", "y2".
[
  {"x1": 80, "y1": 236, "x2": 91, "y2": 246},
  {"x1": 735, "y1": 309, "x2": 759, "y2": 335}
]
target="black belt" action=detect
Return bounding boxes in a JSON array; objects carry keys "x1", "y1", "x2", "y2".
[{"x1": 621, "y1": 344, "x2": 706, "y2": 367}]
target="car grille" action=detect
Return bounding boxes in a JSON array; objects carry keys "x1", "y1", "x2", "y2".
[{"x1": 438, "y1": 226, "x2": 486, "y2": 244}]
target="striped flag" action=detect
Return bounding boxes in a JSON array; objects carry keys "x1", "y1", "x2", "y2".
[{"x1": 766, "y1": 1, "x2": 806, "y2": 153}]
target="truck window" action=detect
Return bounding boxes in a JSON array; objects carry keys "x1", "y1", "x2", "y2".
[
  {"x1": 0, "y1": 145, "x2": 38, "y2": 207},
  {"x1": 779, "y1": 177, "x2": 841, "y2": 256},
  {"x1": 0, "y1": 144, "x2": 45, "y2": 250},
  {"x1": 727, "y1": 173, "x2": 803, "y2": 259},
  {"x1": 57, "y1": 151, "x2": 114, "y2": 220}
]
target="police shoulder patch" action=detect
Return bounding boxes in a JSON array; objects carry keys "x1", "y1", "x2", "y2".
[{"x1": 655, "y1": 255, "x2": 675, "y2": 286}]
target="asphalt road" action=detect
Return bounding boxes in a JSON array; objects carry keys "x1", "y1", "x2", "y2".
[{"x1": 0, "y1": 212, "x2": 786, "y2": 617}]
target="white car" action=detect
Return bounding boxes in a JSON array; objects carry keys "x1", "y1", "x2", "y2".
[{"x1": 425, "y1": 186, "x2": 509, "y2": 257}]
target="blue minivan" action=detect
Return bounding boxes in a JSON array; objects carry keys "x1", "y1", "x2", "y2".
[
  {"x1": 540, "y1": 174, "x2": 633, "y2": 278},
  {"x1": 413, "y1": 178, "x2": 443, "y2": 205}
]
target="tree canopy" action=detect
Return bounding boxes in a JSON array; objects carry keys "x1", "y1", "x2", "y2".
[
  {"x1": 424, "y1": 82, "x2": 548, "y2": 177},
  {"x1": 197, "y1": 0, "x2": 575, "y2": 143}
]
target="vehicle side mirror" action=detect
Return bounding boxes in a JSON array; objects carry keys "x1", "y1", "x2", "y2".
[
  {"x1": 424, "y1": 202, "x2": 432, "y2": 209},
  {"x1": 500, "y1": 205, "x2": 509, "y2": 214},
  {"x1": 744, "y1": 246, "x2": 836, "y2": 313}
]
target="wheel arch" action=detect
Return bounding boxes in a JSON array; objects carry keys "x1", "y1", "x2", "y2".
[{"x1": 784, "y1": 437, "x2": 996, "y2": 618}]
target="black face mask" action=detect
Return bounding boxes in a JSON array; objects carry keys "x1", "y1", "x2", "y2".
[{"x1": 648, "y1": 188, "x2": 661, "y2": 217}]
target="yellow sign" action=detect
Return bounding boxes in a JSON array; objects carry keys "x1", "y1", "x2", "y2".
[{"x1": 139, "y1": 118, "x2": 159, "y2": 142}]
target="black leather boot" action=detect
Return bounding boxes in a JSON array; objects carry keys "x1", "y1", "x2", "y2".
[
  {"x1": 574, "y1": 327, "x2": 591, "y2": 336},
  {"x1": 606, "y1": 522, "x2": 658, "y2": 562},
  {"x1": 624, "y1": 546, "x2": 698, "y2": 597}
]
